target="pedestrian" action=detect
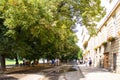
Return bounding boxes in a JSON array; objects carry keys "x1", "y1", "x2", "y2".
[
  {"x1": 52, "y1": 59, "x2": 55, "y2": 66},
  {"x1": 56, "y1": 58, "x2": 60, "y2": 66},
  {"x1": 23, "y1": 58, "x2": 26, "y2": 66},
  {"x1": 76, "y1": 59, "x2": 79, "y2": 64},
  {"x1": 89, "y1": 57, "x2": 92, "y2": 67}
]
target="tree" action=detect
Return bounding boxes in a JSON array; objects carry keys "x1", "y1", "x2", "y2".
[
  {"x1": 77, "y1": 49, "x2": 83, "y2": 60},
  {"x1": 2, "y1": 0, "x2": 105, "y2": 36},
  {"x1": 0, "y1": 0, "x2": 105, "y2": 69},
  {"x1": 0, "y1": 17, "x2": 12, "y2": 70}
]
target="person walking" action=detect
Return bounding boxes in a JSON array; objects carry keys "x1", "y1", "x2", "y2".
[
  {"x1": 52, "y1": 59, "x2": 55, "y2": 66},
  {"x1": 88, "y1": 57, "x2": 92, "y2": 67}
]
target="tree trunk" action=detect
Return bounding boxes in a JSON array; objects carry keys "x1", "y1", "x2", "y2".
[
  {"x1": 15, "y1": 55, "x2": 19, "y2": 66},
  {"x1": 43, "y1": 58, "x2": 45, "y2": 64},
  {"x1": 0, "y1": 54, "x2": 6, "y2": 71},
  {"x1": 42, "y1": 58, "x2": 45, "y2": 67}
]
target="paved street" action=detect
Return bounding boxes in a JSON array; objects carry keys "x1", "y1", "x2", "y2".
[
  {"x1": 79, "y1": 64, "x2": 120, "y2": 80},
  {"x1": 1, "y1": 63, "x2": 120, "y2": 80}
]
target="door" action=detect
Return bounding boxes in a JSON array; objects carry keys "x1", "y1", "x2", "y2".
[
  {"x1": 104, "y1": 52, "x2": 109, "y2": 68},
  {"x1": 113, "y1": 53, "x2": 117, "y2": 70}
]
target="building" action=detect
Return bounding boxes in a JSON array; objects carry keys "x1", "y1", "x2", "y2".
[
  {"x1": 83, "y1": 0, "x2": 120, "y2": 73},
  {"x1": 76, "y1": 24, "x2": 90, "y2": 62}
]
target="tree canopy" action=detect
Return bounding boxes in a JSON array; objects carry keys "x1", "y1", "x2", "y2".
[{"x1": 0, "y1": 0, "x2": 105, "y2": 69}]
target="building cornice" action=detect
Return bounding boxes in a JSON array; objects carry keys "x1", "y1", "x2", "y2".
[{"x1": 98, "y1": 0, "x2": 120, "y2": 32}]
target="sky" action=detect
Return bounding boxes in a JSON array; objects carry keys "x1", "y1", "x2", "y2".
[
  {"x1": 101, "y1": 0, "x2": 108, "y2": 7},
  {"x1": 75, "y1": 0, "x2": 107, "y2": 48}
]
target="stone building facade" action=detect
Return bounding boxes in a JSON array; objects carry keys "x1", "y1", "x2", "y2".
[{"x1": 83, "y1": 0, "x2": 120, "y2": 73}]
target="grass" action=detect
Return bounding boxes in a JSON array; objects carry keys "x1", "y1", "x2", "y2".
[{"x1": 6, "y1": 59, "x2": 23, "y2": 65}]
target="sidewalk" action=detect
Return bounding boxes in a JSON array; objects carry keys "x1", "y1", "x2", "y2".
[
  {"x1": 78, "y1": 64, "x2": 120, "y2": 80},
  {"x1": 2, "y1": 63, "x2": 120, "y2": 80}
]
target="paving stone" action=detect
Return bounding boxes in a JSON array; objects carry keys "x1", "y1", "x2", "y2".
[{"x1": 79, "y1": 64, "x2": 120, "y2": 80}]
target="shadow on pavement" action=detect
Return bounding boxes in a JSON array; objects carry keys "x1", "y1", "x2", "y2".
[
  {"x1": 5, "y1": 64, "x2": 53, "y2": 74},
  {"x1": 43, "y1": 65, "x2": 85, "y2": 80},
  {"x1": 0, "y1": 76, "x2": 18, "y2": 80},
  {"x1": 2, "y1": 63, "x2": 86, "y2": 80},
  {"x1": 78, "y1": 66, "x2": 85, "y2": 78}
]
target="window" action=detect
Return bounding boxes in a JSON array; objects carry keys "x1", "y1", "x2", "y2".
[
  {"x1": 109, "y1": 0, "x2": 113, "y2": 3},
  {"x1": 112, "y1": 13, "x2": 116, "y2": 25}
]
